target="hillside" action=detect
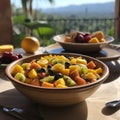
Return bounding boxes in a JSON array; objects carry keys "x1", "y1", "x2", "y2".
[{"x1": 42, "y1": 2, "x2": 114, "y2": 17}]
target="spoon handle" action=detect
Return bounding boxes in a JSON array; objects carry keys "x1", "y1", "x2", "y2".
[
  {"x1": 0, "y1": 105, "x2": 26, "y2": 120},
  {"x1": 106, "y1": 100, "x2": 120, "y2": 107},
  {"x1": 4, "y1": 110, "x2": 26, "y2": 120},
  {"x1": 0, "y1": 105, "x2": 44, "y2": 120}
]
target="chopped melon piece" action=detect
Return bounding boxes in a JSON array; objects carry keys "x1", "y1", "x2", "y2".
[
  {"x1": 76, "y1": 58, "x2": 87, "y2": 65},
  {"x1": 64, "y1": 36, "x2": 73, "y2": 42},
  {"x1": 70, "y1": 58, "x2": 76, "y2": 64},
  {"x1": 11, "y1": 64, "x2": 24, "y2": 75},
  {"x1": 95, "y1": 67, "x2": 102, "y2": 74},
  {"x1": 61, "y1": 69, "x2": 70, "y2": 76},
  {"x1": 92, "y1": 31, "x2": 104, "y2": 40},
  {"x1": 87, "y1": 61, "x2": 96, "y2": 69},
  {"x1": 54, "y1": 78, "x2": 66, "y2": 86},
  {"x1": 86, "y1": 72, "x2": 97, "y2": 82},
  {"x1": 56, "y1": 84, "x2": 67, "y2": 88},
  {"x1": 37, "y1": 58, "x2": 48, "y2": 67},
  {"x1": 99, "y1": 38, "x2": 106, "y2": 42},
  {"x1": 30, "y1": 79, "x2": 40, "y2": 86},
  {"x1": 42, "y1": 82, "x2": 54, "y2": 88},
  {"x1": 52, "y1": 63, "x2": 65, "y2": 73},
  {"x1": 88, "y1": 37, "x2": 99, "y2": 43},
  {"x1": 28, "y1": 69, "x2": 37, "y2": 79},
  {"x1": 69, "y1": 65, "x2": 80, "y2": 73}
]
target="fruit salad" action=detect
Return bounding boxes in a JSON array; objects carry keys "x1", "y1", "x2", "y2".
[
  {"x1": 11, "y1": 55, "x2": 103, "y2": 88},
  {"x1": 64, "y1": 31, "x2": 106, "y2": 43}
]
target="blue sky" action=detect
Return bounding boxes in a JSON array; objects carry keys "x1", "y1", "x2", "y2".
[{"x1": 11, "y1": 0, "x2": 114, "y2": 9}]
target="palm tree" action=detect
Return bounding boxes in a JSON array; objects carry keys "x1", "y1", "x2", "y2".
[
  {"x1": 20, "y1": 0, "x2": 55, "y2": 43},
  {"x1": 21, "y1": 0, "x2": 54, "y2": 21}
]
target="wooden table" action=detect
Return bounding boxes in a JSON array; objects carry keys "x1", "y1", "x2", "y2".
[{"x1": 0, "y1": 44, "x2": 120, "y2": 120}]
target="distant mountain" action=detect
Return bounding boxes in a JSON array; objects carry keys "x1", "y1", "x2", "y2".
[{"x1": 42, "y1": 2, "x2": 114, "y2": 17}]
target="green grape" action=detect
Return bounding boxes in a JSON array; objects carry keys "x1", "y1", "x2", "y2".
[{"x1": 14, "y1": 73, "x2": 26, "y2": 82}]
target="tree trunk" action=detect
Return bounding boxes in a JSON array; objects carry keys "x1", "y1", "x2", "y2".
[
  {"x1": 0, "y1": 0, "x2": 13, "y2": 44},
  {"x1": 114, "y1": 0, "x2": 120, "y2": 42}
]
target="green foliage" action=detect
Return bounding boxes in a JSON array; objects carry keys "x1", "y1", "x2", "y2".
[
  {"x1": 108, "y1": 27, "x2": 114, "y2": 36},
  {"x1": 13, "y1": 34, "x2": 26, "y2": 48},
  {"x1": 34, "y1": 26, "x2": 55, "y2": 46},
  {"x1": 35, "y1": 27, "x2": 54, "y2": 36},
  {"x1": 12, "y1": 15, "x2": 25, "y2": 24}
]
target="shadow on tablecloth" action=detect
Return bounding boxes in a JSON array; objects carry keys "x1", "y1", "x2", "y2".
[{"x1": 0, "y1": 88, "x2": 88, "y2": 120}]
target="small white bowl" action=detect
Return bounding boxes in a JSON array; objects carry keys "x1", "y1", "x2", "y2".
[{"x1": 53, "y1": 34, "x2": 114, "y2": 53}]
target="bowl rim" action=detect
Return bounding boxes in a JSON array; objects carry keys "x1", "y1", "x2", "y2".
[
  {"x1": 53, "y1": 34, "x2": 114, "y2": 46},
  {"x1": 5, "y1": 53, "x2": 109, "y2": 91}
]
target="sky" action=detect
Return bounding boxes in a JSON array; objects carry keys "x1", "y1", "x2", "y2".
[{"x1": 11, "y1": 0, "x2": 114, "y2": 9}]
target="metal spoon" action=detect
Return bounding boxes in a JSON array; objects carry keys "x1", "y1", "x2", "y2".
[
  {"x1": 0, "y1": 104, "x2": 43, "y2": 120},
  {"x1": 0, "y1": 104, "x2": 26, "y2": 120},
  {"x1": 105, "y1": 100, "x2": 120, "y2": 108}
]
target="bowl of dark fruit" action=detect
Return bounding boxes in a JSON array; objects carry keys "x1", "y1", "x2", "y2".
[
  {"x1": 0, "y1": 51, "x2": 23, "y2": 68},
  {"x1": 53, "y1": 31, "x2": 114, "y2": 53},
  {"x1": 6, "y1": 53, "x2": 109, "y2": 106}
]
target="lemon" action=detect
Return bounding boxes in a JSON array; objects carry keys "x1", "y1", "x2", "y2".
[{"x1": 21, "y1": 36, "x2": 40, "y2": 53}]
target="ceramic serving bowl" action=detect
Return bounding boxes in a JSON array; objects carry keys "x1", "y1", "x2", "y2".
[
  {"x1": 53, "y1": 34, "x2": 114, "y2": 53},
  {"x1": 5, "y1": 53, "x2": 109, "y2": 106}
]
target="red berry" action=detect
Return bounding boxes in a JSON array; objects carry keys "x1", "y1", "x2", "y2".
[
  {"x1": 76, "y1": 34, "x2": 84, "y2": 43},
  {"x1": 0, "y1": 56, "x2": 12, "y2": 64},
  {"x1": 84, "y1": 33, "x2": 90, "y2": 36},
  {"x1": 2, "y1": 51, "x2": 12, "y2": 58},
  {"x1": 79, "y1": 32, "x2": 85, "y2": 36},
  {"x1": 11, "y1": 55, "x2": 19, "y2": 61},
  {"x1": 38, "y1": 72, "x2": 46, "y2": 79},
  {"x1": 0, "y1": 57, "x2": 2, "y2": 64},
  {"x1": 16, "y1": 53, "x2": 23, "y2": 58},
  {"x1": 84, "y1": 34, "x2": 92, "y2": 43}
]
